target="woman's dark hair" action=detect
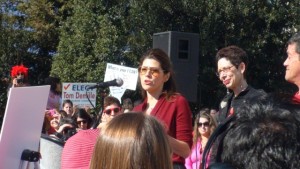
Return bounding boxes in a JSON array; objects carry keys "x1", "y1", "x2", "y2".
[
  {"x1": 122, "y1": 98, "x2": 133, "y2": 111},
  {"x1": 139, "y1": 48, "x2": 177, "y2": 99},
  {"x1": 59, "y1": 110, "x2": 68, "y2": 118},
  {"x1": 44, "y1": 76, "x2": 61, "y2": 94},
  {"x1": 221, "y1": 100, "x2": 300, "y2": 169},
  {"x1": 58, "y1": 117, "x2": 77, "y2": 142},
  {"x1": 76, "y1": 108, "x2": 93, "y2": 128}
]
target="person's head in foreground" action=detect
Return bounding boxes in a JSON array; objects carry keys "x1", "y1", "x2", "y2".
[
  {"x1": 219, "y1": 99, "x2": 300, "y2": 169},
  {"x1": 90, "y1": 113, "x2": 173, "y2": 169}
]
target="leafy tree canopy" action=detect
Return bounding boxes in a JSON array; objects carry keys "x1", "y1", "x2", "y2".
[{"x1": 0, "y1": 0, "x2": 299, "y2": 120}]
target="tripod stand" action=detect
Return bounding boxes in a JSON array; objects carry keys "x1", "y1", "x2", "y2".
[{"x1": 19, "y1": 149, "x2": 40, "y2": 169}]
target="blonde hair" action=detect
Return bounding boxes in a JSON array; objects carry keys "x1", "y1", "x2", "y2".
[{"x1": 90, "y1": 113, "x2": 173, "y2": 169}]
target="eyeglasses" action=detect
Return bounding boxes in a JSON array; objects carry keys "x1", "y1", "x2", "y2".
[
  {"x1": 138, "y1": 66, "x2": 164, "y2": 77},
  {"x1": 216, "y1": 65, "x2": 235, "y2": 77},
  {"x1": 197, "y1": 122, "x2": 210, "y2": 127},
  {"x1": 104, "y1": 107, "x2": 121, "y2": 115},
  {"x1": 77, "y1": 120, "x2": 87, "y2": 125}
]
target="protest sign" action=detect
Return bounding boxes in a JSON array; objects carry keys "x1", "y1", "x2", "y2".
[
  {"x1": 104, "y1": 63, "x2": 138, "y2": 101},
  {"x1": 62, "y1": 83, "x2": 97, "y2": 108},
  {"x1": 0, "y1": 86, "x2": 50, "y2": 169}
]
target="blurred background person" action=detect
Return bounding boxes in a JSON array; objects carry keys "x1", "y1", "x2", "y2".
[
  {"x1": 62, "y1": 99, "x2": 74, "y2": 117},
  {"x1": 90, "y1": 113, "x2": 173, "y2": 169},
  {"x1": 185, "y1": 109, "x2": 217, "y2": 169},
  {"x1": 42, "y1": 109, "x2": 68, "y2": 134},
  {"x1": 216, "y1": 46, "x2": 266, "y2": 123},
  {"x1": 133, "y1": 48, "x2": 193, "y2": 168},
  {"x1": 50, "y1": 117, "x2": 77, "y2": 142},
  {"x1": 75, "y1": 108, "x2": 92, "y2": 130},
  {"x1": 46, "y1": 109, "x2": 63, "y2": 134},
  {"x1": 42, "y1": 76, "x2": 62, "y2": 134},
  {"x1": 122, "y1": 98, "x2": 133, "y2": 113},
  {"x1": 209, "y1": 109, "x2": 219, "y2": 122},
  {"x1": 44, "y1": 76, "x2": 62, "y2": 110}
]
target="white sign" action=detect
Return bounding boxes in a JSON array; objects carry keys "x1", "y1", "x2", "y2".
[
  {"x1": 0, "y1": 85, "x2": 50, "y2": 169},
  {"x1": 62, "y1": 83, "x2": 97, "y2": 108},
  {"x1": 104, "y1": 63, "x2": 139, "y2": 101}
]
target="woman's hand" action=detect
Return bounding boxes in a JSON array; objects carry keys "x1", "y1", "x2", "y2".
[{"x1": 56, "y1": 124, "x2": 74, "y2": 133}]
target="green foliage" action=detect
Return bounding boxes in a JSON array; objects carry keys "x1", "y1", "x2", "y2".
[
  {"x1": 51, "y1": 0, "x2": 124, "y2": 83},
  {"x1": 0, "y1": 1, "x2": 34, "y2": 122},
  {"x1": 194, "y1": 0, "x2": 300, "y2": 107},
  {"x1": 0, "y1": 0, "x2": 300, "y2": 122},
  {"x1": 17, "y1": 0, "x2": 72, "y2": 84}
]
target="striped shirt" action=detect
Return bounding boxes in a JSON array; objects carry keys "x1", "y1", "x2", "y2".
[{"x1": 61, "y1": 128, "x2": 100, "y2": 169}]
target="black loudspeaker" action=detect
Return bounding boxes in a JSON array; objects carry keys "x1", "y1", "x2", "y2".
[{"x1": 153, "y1": 31, "x2": 199, "y2": 103}]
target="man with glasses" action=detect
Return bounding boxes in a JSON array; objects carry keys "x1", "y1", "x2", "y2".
[
  {"x1": 215, "y1": 45, "x2": 266, "y2": 124},
  {"x1": 61, "y1": 96, "x2": 123, "y2": 169},
  {"x1": 283, "y1": 32, "x2": 300, "y2": 104},
  {"x1": 97, "y1": 96, "x2": 123, "y2": 129}
]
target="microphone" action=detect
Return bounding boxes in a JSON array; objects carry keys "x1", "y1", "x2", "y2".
[{"x1": 87, "y1": 78, "x2": 123, "y2": 90}]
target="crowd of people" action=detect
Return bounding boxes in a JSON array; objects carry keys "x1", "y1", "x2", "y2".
[{"x1": 7, "y1": 32, "x2": 300, "y2": 169}]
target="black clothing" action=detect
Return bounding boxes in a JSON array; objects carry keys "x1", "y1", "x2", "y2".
[
  {"x1": 217, "y1": 86, "x2": 266, "y2": 124},
  {"x1": 205, "y1": 86, "x2": 266, "y2": 167},
  {"x1": 173, "y1": 163, "x2": 186, "y2": 169}
]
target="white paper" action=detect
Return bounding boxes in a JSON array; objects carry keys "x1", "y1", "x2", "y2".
[
  {"x1": 0, "y1": 85, "x2": 50, "y2": 169},
  {"x1": 104, "y1": 63, "x2": 139, "y2": 101}
]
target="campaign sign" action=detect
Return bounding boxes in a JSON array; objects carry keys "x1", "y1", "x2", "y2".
[
  {"x1": 62, "y1": 83, "x2": 97, "y2": 108},
  {"x1": 104, "y1": 63, "x2": 139, "y2": 101},
  {"x1": 0, "y1": 85, "x2": 50, "y2": 169}
]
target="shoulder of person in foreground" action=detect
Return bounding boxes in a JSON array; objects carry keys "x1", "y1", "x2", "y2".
[{"x1": 61, "y1": 128, "x2": 100, "y2": 169}]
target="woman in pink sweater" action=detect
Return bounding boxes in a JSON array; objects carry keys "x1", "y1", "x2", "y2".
[{"x1": 185, "y1": 109, "x2": 217, "y2": 169}]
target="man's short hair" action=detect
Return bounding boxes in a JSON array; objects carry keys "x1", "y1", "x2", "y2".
[
  {"x1": 287, "y1": 32, "x2": 300, "y2": 57},
  {"x1": 103, "y1": 96, "x2": 121, "y2": 108},
  {"x1": 221, "y1": 100, "x2": 300, "y2": 169}
]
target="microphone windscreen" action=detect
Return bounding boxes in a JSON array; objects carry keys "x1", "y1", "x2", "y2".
[{"x1": 115, "y1": 78, "x2": 124, "y2": 87}]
